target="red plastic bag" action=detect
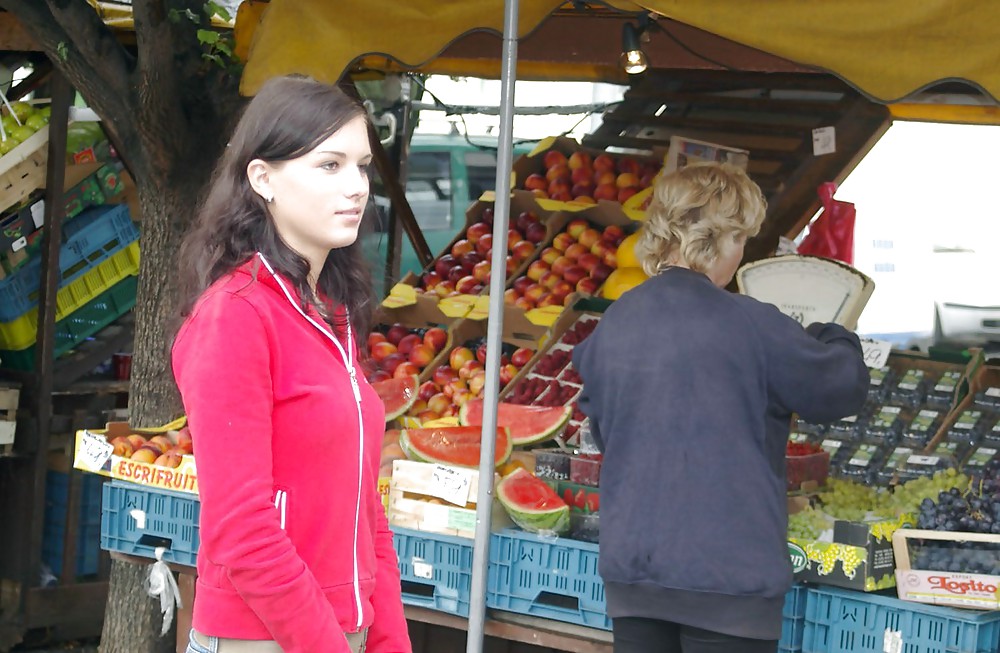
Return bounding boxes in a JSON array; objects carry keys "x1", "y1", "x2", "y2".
[{"x1": 797, "y1": 182, "x2": 856, "y2": 265}]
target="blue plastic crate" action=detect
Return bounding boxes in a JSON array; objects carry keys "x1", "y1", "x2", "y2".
[
  {"x1": 42, "y1": 470, "x2": 105, "y2": 576},
  {"x1": 100, "y1": 480, "x2": 200, "y2": 567},
  {"x1": 487, "y1": 528, "x2": 610, "y2": 630},
  {"x1": 781, "y1": 584, "x2": 809, "y2": 653},
  {"x1": 0, "y1": 203, "x2": 138, "y2": 322},
  {"x1": 391, "y1": 526, "x2": 473, "y2": 617},
  {"x1": 803, "y1": 585, "x2": 1000, "y2": 653}
]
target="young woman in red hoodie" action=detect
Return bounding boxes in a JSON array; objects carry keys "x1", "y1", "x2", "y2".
[{"x1": 172, "y1": 75, "x2": 411, "y2": 653}]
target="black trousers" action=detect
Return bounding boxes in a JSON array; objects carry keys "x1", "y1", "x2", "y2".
[{"x1": 612, "y1": 617, "x2": 779, "y2": 653}]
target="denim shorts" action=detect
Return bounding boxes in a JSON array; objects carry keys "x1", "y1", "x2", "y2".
[{"x1": 186, "y1": 628, "x2": 367, "y2": 653}]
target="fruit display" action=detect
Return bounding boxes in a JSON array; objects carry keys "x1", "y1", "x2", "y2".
[
  {"x1": 0, "y1": 101, "x2": 50, "y2": 157},
  {"x1": 408, "y1": 195, "x2": 556, "y2": 301},
  {"x1": 518, "y1": 145, "x2": 660, "y2": 205},
  {"x1": 496, "y1": 467, "x2": 570, "y2": 534},
  {"x1": 366, "y1": 324, "x2": 449, "y2": 384},
  {"x1": 503, "y1": 314, "x2": 599, "y2": 442},
  {"x1": 402, "y1": 335, "x2": 535, "y2": 423},
  {"x1": 399, "y1": 425, "x2": 512, "y2": 468},
  {"x1": 458, "y1": 399, "x2": 571, "y2": 446},
  {"x1": 372, "y1": 375, "x2": 418, "y2": 421},
  {"x1": 108, "y1": 426, "x2": 193, "y2": 468},
  {"x1": 504, "y1": 217, "x2": 624, "y2": 309},
  {"x1": 786, "y1": 441, "x2": 830, "y2": 492}
]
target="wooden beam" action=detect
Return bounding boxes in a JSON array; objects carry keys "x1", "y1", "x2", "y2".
[
  {"x1": 622, "y1": 90, "x2": 853, "y2": 116},
  {"x1": 600, "y1": 111, "x2": 822, "y2": 138},
  {"x1": 24, "y1": 581, "x2": 108, "y2": 629}
]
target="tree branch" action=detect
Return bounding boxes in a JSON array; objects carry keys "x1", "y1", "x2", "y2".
[
  {"x1": 130, "y1": 0, "x2": 187, "y2": 160},
  {"x1": 41, "y1": 0, "x2": 131, "y2": 101}
]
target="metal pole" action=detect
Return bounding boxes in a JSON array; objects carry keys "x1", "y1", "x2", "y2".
[{"x1": 467, "y1": 0, "x2": 518, "y2": 651}]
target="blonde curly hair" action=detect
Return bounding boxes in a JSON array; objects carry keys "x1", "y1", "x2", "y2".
[{"x1": 635, "y1": 162, "x2": 766, "y2": 277}]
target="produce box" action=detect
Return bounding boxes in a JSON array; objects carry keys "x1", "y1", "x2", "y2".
[
  {"x1": 780, "y1": 584, "x2": 808, "y2": 653},
  {"x1": 510, "y1": 135, "x2": 664, "y2": 220},
  {"x1": 73, "y1": 417, "x2": 197, "y2": 496},
  {"x1": 368, "y1": 299, "x2": 456, "y2": 385},
  {"x1": 893, "y1": 528, "x2": 1000, "y2": 610},
  {"x1": 101, "y1": 479, "x2": 199, "y2": 566},
  {"x1": 803, "y1": 584, "x2": 1000, "y2": 653},
  {"x1": 387, "y1": 459, "x2": 508, "y2": 538},
  {"x1": 43, "y1": 468, "x2": 104, "y2": 577},
  {"x1": 381, "y1": 190, "x2": 566, "y2": 316},
  {"x1": 0, "y1": 124, "x2": 49, "y2": 216},
  {"x1": 0, "y1": 383, "x2": 18, "y2": 449},
  {"x1": 391, "y1": 525, "x2": 473, "y2": 617},
  {"x1": 787, "y1": 501, "x2": 915, "y2": 591}
]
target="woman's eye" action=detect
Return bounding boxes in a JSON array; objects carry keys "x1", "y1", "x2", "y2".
[{"x1": 321, "y1": 161, "x2": 339, "y2": 171}]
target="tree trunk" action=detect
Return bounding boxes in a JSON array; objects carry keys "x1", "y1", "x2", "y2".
[{"x1": 99, "y1": 156, "x2": 214, "y2": 653}]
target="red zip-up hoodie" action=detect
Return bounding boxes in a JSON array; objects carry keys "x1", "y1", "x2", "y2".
[{"x1": 172, "y1": 256, "x2": 411, "y2": 653}]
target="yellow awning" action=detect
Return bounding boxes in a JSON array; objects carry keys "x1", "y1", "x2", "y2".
[{"x1": 238, "y1": 0, "x2": 999, "y2": 108}]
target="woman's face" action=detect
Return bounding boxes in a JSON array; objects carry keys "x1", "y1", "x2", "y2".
[
  {"x1": 707, "y1": 232, "x2": 747, "y2": 287},
  {"x1": 257, "y1": 116, "x2": 372, "y2": 270}
]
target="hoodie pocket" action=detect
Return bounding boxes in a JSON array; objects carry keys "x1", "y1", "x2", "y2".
[{"x1": 273, "y1": 487, "x2": 290, "y2": 533}]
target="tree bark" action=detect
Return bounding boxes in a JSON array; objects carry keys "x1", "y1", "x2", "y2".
[{"x1": 101, "y1": 561, "x2": 176, "y2": 653}]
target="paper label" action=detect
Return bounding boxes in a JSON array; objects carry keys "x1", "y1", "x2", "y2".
[
  {"x1": 954, "y1": 411, "x2": 981, "y2": 430},
  {"x1": 897, "y1": 369, "x2": 925, "y2": 391},
  {"x1": 907, "y1": 455, "x2": 939, "y2": 466},
  {"x1": 910, "y1": 410, "x2": 940, "y2": 432},
  {"x1": 821, "y1": 439, "x2": 844, "y2": 453},
  {"x1": 934, "y1": 441, "x2": 959, "y2": 455},
  {"x1": 447, "y1": 508, "x2": 476, "y2": 532},
  {"x1": 883, "y1": 629, "x2": 903, "y2": 653},
  {"x1": 987, "y1": 387, "x2": 1000, "y2": 398},
  {"x1": 412, "y1": 560, "x2": 433, "y2": 580},
  {"x1": 849, "y1": 445, "x2": 877, "y2": 467},
  {"x1": 75, "y1": 430, "x2": 114, "y2": 472},
  {"x1": 859, "y1": 336, "x2": 892, "y2": 369},
  {"x1": 884, "y1": 448, "x2": 913, "y2": 470},
  {"x1": 934, "y1": 372, "x2": 960, "y2": 392},
  {"x1": 966, "y1": 448, "x2": 997, "y2": 467},
  {"x1": 429, "y1": 464, "x2": 471, "y2": 507},
  {"x1": 841, "y1": 415, "x2": 858, "y2": 423},
  {"x1": 812, "y1": 126, "x2": 836, "y2": 156}
]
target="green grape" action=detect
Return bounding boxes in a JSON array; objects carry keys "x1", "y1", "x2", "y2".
[{"x1": 788, "y1": 506, "x2": 834, "y2": 540}]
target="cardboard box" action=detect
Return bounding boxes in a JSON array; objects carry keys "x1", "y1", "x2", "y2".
[
  {"x1": 663, "y1": 135, "x2": 750, "y2": 174},
  {"x1": 788, "y1": 496, "x2": 915, "y2": 591},
  {"x1": 73, "y1": 417, "x2": 197, "y2": 495},
  {"x1": 893, "y1": 528, "x2": 1000, "y2": 609},
  {"x1": 388, "y1": 459, "x2": 510, "y2": 538}
]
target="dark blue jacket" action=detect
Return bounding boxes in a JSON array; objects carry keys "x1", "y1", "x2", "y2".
[{"x1": 573, "y1": 267, "x2": 868, "y2": 637}]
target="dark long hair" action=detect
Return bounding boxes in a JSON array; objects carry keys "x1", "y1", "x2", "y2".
[{"x1": 177, "y1": 75, "x2": 375, "y2": 340}]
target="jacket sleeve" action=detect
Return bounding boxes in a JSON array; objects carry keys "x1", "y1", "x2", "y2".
[
  {"x1": 744, "y1": 300, "x2": 869, "y2": 423},
  {"x1": 364, "y1": 492, "x2": 411, "y2": 652},
  {"x1": 172, "y1": 292, "x2": 352, "y2": 653}
]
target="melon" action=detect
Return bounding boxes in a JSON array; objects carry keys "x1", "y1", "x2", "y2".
[
  {"x1": 372, "y1": 375, "x2": 418, "y2": 421},
  {"x1": 496, "y1": 468, "x2": 570, "y2": 534},
  {"x1": 458, "y1": 399, "x2": 571, "y2": 446},
  {"x1": 399, "y1": 425, "x2": 512, "y2": 468}
]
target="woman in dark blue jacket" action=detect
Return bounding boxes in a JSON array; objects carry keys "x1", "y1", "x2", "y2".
[{"x1": 573, "y1": 163, "x2": 868, "y2": 653}]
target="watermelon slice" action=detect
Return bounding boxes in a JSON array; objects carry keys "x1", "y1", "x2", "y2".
[
  {"x1": 372, "y1": 375, "x2": 418, "y2": 421},
  {"x1": 496, "y1": 468, "x2": 570, "y2": 534},
  {"x1": 458, "y1": 399, "x2": 571, "y2": 446},
  {"x1": 399, "y1": 425, "x2": 512, "y2": 468}
]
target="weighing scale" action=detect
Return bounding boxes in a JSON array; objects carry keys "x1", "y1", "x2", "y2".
[{"x1": 736, "y1": 255, "x2": 875, "y2": 331}]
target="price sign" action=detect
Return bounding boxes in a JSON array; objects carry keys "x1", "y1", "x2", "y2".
[
  {"x1": 429, "y1": 464, "x2": 471, "y2": 507},
  {"x1": 76, "y1": 430, "x2": 114, "y2": 472},
  {"x1": 412, "y1": 559, "x2": 433, "y2": 580},
  {"x1": 858, "y1": 336, "x2": 891, "y2": 369}
]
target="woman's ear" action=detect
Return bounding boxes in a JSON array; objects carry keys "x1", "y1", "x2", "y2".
[{"x1": 247, "y1": 159, "x2": 272, "y2": 203}]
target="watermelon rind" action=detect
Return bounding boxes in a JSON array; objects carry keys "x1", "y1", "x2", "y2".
[
  {"x1": 458, "y1": 400, "x2": 572, "y2": 446},
  {"x1": 399, "y1": 425, "x2": 512, "y2": 468},
  {"x1": 372, "y1": 375, "x2": 419, "y2": 421},
  {"x1": 496, "y1": 468, "x2": 570, "y2": 535}
]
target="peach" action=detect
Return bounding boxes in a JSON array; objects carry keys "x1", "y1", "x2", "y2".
[
  {"x1": 524, "y1": 283, "x2": 547, "y2": 302},
  {"x1": 154, "y1": 451, "x2": 183, "y2": 468},
  {"x1": 503, "y1": 288, "x2": 520, "y2": 305},
  {"x1": 567, "y1": 151, "x2": 592, "y2": 170},
  {"x1": 524, "y1": 222, "x2": 547, "y2": 244},
  {"x1": 406, "y1": 400, "x2": 428, "y2": 416},
  {"x1": 456, "y1": 275, "x2": 479, "y2": 295},
  {"x1": 472, "y1": 260, "x2": 491, "y2": 283},
  {"x1": 459, "y1": 252, "x2": 482, "y2": 274},
  {"x1": 449, "y1": 347, "x2": 475, "y2": 371},
  {"x1": 368, "y1": 332, "x2": 387, "y2": 349},
  {"x1": 416, "y1": 410, "x2": 441, "y2": 422},
  {"x1": 506, "y1": 255, "x2": 518, "y2": 276},
  {"x1": 593, "y1": 183, "x2": 618, "y2": 201},
  {"x1": 444, "y1": 378, "x2": 468, "y2": 398},
  {"x1": 467, "y1": 371, "x2": 487, "y2": 397},
  {"x1": 476, "y1": 233, "x2": 494, "y2": 258},
  {"x1": 547, "y1": 179, "x2": 572, "y2": 198},
  {"x1": 549, "y1": 188, "x2": 573, "y2": 202},
  {"x1": 452, "y1": 389, "x2": 473, "y2": 408},
  {"x1": 421, "y1": 271, "x2": 443, "y2": 291},
  {"x1": 543, "y1": 150, "x2": 568, "y2": 169},
  {"x1": 603, "y1": 224, "x2": 625, "y2": 243},
  {"x1": 418, "y1": 381, "x2": 440, "y2": 402},
  {"x1": 537, "y1": 293, "x2": 562, "y2": 308},
  {"x1": 593, "y1": 153, "x2": 616, "y2": 173},
  {"x1": 545, "y1": 164, "x2": 571, "y2": 183},
  {"x1": 451, "y1": 239, "x2": 474, "y2": 259},
  {"x1": 499, "y1": 363, "x2": 519, "y2": 387},
  {"x1": 539, "y1": 271, "x2": 561, "y2": 290},
  {"x1": 447, "y1": 265, "x2": 466, "y2": 284},
  {"x1": 111, "y1": 436, "x2": 134, "y2": 458},
  {"x1": 460, "y1": 359, "x2": 484, "y2": 381},
  {"x1": 370, "y1": 341, "x2": 397, "y2": 362},
  {"x1": 530, "y1": 188, "x2": 549, "y2": 199},
  {"x1": 617, "y1": 156, "x2": 642, "y2": 175},
  {"x1": 427, "y1": 393, "x2": 451, "y2": 415},
  {"x1": 552, "y1": 280, "x2": 575, "y2": 300},
  {"x1": 149, "y1": 435, "x2": 174, "y2": 451},
  {"x1": 572, "y1": 195, "x2": 596, "y2": 205},
  {"x1": 465, "y1": 222, "x2": 491, "y2": 245},
  {"x1": 396, "y1": 333, "x2": 422, "y2": 356},
  {"x1": 409, "y1": 344, "x2": 436, "y2": 368},
  {"x1": 571, "y1": 182, "x2": 594, "y2": 199},
  {"x1": 511, "y1": 347, "x2": 534, "y2": 368},
  {"x1": 514, "y1": 296, "x2": 535, "y2": 310},
  {"x1": 176, "y1": 428, "x2": 194, "y2": 453},
  {"x1": 513, "y1": 275, "x2": 534, "y2": 295},
  {"x1": 566, "y1": 218, "x2": 590, "y2": 240},
  {"x1": 540, "y1": 247, "x2": 561, "y2": 265},
  {"x1": 515, "y1": 211, "x2": 539, "y2": 233},
  {"x1": 562, "y1": 265, "x2": 588, "y2": 285},
  {"x1": 604, "y1": 249, "x2": 619, "y2": 269},
  {"x1": 551, "y1": 256, "x2": 574, "y2": 277},
  {"x1": 131, "y1": 447, "x2": 159, "y2": 464},
  {"x1": 526, "y1": 260, "x2": 549, "y2": 282},
  {"x1": 506, "y1": 229, "x2": 524, "y2": 249},
  {"x1": 432, "y1": 365, "x2": 459, "y2": 387},
  {"x1": 591, "y1": 262, "x2": 614, "y2": 284},
  {"x1": 564, "y1": 242, "x2": 589, "y2": 261},
  {"x1": 369, "y1": 369, "x2": 392, "y2": 384},
  {"x1": 593, "y1": 170, "x2": 617, "y2": 187},
  {"x1": 524, "y1": 173, "x2": 547, "y2": 191},
  {"x1": 126, "y1": 434, "x2": 148, "y2": 451},
  {"x1": 476, "y1": 343, "x2": 489, "y2": 365},
  {"x1": 618, "y1": 187, "x2": 640, "y2": 203},
  {"x1": 552, "y1": 233, "x2": 575, "y2": 252},
  {"x1": 591, "y1": 240, "x2": 612, "y2": 259},
  {"x1": 386, "y1": 324, "x2": 410, "y2": 345},
  {"x1": 511, "y1": 240, "x2": 535, "y2": 264},
  {"x1": 578, "y1": 228, "x2": 602, "y2": 249},
  {"x1": 434, "y1": 281, "x2": 455, "y2": 298},
  {"x1": 576, "y1": 277, "x2": 600, "y2": 295},
  {"x1": 616, "y1": 172, "x2": 640, "y2": 189},
  {"x1": 423, "y1": 327, "x2": 448, "y2": 353},
  {"x1": 577, "y1": 252, "x2": 601, "y2": 272},
  {"x1": 381, "y1": 353, "x2": 406, "y2": 374},
  {"x1": 571, "y1": 166, "x2": 593, "y2": 185}
]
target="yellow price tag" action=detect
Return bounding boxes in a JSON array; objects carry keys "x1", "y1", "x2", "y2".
[
  {"x1": 422, "y1": 417, "x2": 460, "y2": 428},
  {"x1": 381, "y1": 283, "x2": 418, "y2": 309},
  {"x1": 525, "y1": 305, "x2": 564, "y2": 327},
  {"x1": 528, "y1": 136, "x2": 558, "y2": 158},
  {"x1": 439, "y1": 294, "x2": 477, "y2": 318},
  {"x1": 466, "y1": 295, "x2": 492, "y2": 321}
]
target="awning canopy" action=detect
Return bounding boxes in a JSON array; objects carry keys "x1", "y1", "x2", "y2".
[{"x1": 238, "y1": 0, "x2": 1000, "y2": 105}]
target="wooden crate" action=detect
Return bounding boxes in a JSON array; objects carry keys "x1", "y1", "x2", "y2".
[
  {"x1": 893, "y1": 528, "x2": 1000, "y2": 610},
  {"x1": 0, "y1": 383, "x2": 19, "y2": 454},
  {"x1": 0, "y1": 125, "x2": 49, "y2": 215}
]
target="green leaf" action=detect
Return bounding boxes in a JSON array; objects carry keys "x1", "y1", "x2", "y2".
[
  {"x1": 196, "y1": 29, "x2": 220, "y2": 45},
  {"x1": 184, "y1": 8, "x2": 199, "y2": 22},
  {"x1": 215, "y1": 40, "x2": 233, "y2": 57},
  {"x1": 204, "y1": 1, "x2": 232, "y2": 22},
  {"x1": 168, "y1": 8, "x2": 182, "y2": 23},
  {"x1": 56, "y1": 41, "x2": 69, "y2": 62}
]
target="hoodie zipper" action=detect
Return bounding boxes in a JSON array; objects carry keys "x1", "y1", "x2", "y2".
[
  {"x1": 274, "y1": 490, "x2": 288, "y2": 530},
  {"x1": 256, "y1": 253, "x2": 365, "y2": 630}
]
